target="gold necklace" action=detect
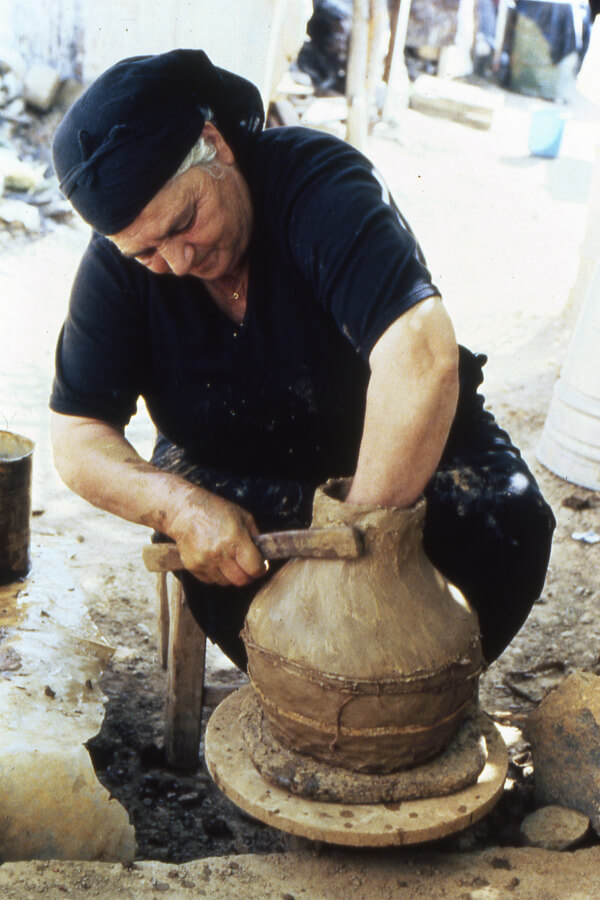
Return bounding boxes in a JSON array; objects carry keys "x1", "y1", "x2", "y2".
[{"x1": 231, "y1": 271, "x2": 246, "y2": 303}]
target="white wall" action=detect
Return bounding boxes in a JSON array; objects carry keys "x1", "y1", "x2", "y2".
[
  {"x1": 0, "y1": 0, "x2": 83, "y2": 77},
  {"x1": 1, "y1": 0, "x2": 310, "y2": 102}
]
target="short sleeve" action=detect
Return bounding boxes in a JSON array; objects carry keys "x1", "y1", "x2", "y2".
[
  {"x1": 279, "y1": 131, "x2": 440, "y2": 358},
  {"x1": 50, "y1": 234, "x2": 147, "y2": 427}
]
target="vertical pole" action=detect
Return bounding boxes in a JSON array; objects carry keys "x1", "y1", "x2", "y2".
[
  {"x1": 346, "y1": 0, "x2": 370, "y2": 149},
  {"x1": 157, "y1": 572, "x2": 169, "y2": 670},
  {"x1": 366, "y1": 0, "x2": 390, "y2": 113},
  {"x1": 493, "y1": 0, "x2": 510, "y2": 69},
  {"x1": 384, "y1": 0, "x2": 401, "y2": 84},
  {"x1": 382, "y1": 0, "x2": 412, "y2": 119},
  {"x1": 165, "y1": 579, "x2": 207, "y2": 770},
  {"x1": 262, "y1": 0, "x2": 289, "y2": 106},
  {"x1": 455, "y1": 0, "x2": 475, "y2": 54}
]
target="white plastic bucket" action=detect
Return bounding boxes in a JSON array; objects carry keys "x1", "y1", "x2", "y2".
[{"x1": 538, "y1": 261, "x2": 600, "y2": 490}]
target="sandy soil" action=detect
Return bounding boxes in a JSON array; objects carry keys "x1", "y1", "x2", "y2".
[{"x1": 1, "y1": 83, "x2": 600, "y2": 893}]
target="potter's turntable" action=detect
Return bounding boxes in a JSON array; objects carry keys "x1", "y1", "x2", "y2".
[
  {"x1": 205, "y1": 481, "x2": 508, "y2": 846},
  {"x1": 205, "y1": 688, "x2": 507, "y2": 846}
]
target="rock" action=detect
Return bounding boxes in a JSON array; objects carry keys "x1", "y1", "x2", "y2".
[
  {"x1": 37, "y1": 198, "x2": 73, "y2": 221},
  {"x1": 301, "y1": 96, "x2": 348, "y2": 127},
  {"x1": 56, "y1": 77, "x2": 85, "y2": 112},
  {"x1": 23, "y1": 62, "x2": 61, "y2": 112},
  {"x1": 0, "y1": 97, "x2": 32, "y2": 129},
  {"x1": 0, "y1": 544, "x2": 135, "y2": 862},
  {"x1": 3, "y1": 97, "x2": 25, "y2": 119},
  {"x1": 0, "y1": 45, "x2": 26, "y2": 78},
  {"x1": 520, "y1": 805, "x2": 590, "y2": 850},
  {"x1": 438, "y1": 45, "x2": 473, "y2": 80},
  {"x1": 0, "y1": 198, "x2": 42, "y2": 232},
  {"x1": 525, "y1": 671, "x2": 600, "y2": 836},
  {"x1": 0, "y1": 148, "x2": 47, "y2": 192},
  {"x1": 2, "y1": 71, "x2": 24, "y2": 103}
]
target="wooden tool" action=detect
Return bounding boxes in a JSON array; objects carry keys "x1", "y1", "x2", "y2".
[{"x1": 143, "y1": 526, "x2": 363, "y2": 572}]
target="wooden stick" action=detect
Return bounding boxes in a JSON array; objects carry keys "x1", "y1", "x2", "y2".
[
  {"x1": 164, "y1": 579, "x2": 206, "y2": 771},
  {"x1": 157, "y1": 572, "x2": 169, "y2": 670},
  {"x1": 143, "y1": 526, "x2": 363, "y2": 573}
]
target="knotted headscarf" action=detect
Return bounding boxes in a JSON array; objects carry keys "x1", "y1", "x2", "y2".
[{"x1": 52, "y1": 50, "x2": 264, "y2": 235}]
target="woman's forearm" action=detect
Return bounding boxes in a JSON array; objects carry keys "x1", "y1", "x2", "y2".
[
  {"x1": 346, "y1": 298, "x2": 459, "y2": 508},
  {"x1": 50, "y1": 412, "x2": 193, "y2": 534},
  {"x1": 50, "y1": 412, "x2": 266, "y2": 585}
]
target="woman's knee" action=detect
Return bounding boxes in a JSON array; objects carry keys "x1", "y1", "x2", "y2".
[
  {"x1": 424, "y1": 457, "x2": 555, "y2": 660},
  {"x1": 489, "y1": 469, "x2": 555, "y2": 598}
]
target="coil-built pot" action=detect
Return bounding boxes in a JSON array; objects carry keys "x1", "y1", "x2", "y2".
[{"x1": 242, "y1": 479, "x2": 483, "y2": 774}]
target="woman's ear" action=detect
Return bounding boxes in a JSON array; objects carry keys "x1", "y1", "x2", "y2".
[{"x1": 201, "y1": 121, "x2": 235, "y2": 166}]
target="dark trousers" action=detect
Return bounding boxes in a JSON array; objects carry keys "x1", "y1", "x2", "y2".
[{"x1": 153, "y1": 350, "x2": 555, "y2": 670}]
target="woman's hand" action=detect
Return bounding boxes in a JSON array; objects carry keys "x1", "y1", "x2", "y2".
[
  {"x1": 166, "y1": 486, "x2": 268, "y2": 587},
  {"x1": 50, "y1": 411, "x2": 267, "y2": 587}
]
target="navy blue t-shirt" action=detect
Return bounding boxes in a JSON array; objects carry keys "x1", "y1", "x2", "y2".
[{"x1": 50, "y1": 127, "x2": 439, "y2": 485}]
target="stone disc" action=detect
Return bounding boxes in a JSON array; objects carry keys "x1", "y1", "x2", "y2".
[
  {"x1": 204, "y1": 686, "x2": 508, "y2": 847},
  {"x1": 241, "y1": 687, "x2": 488, "y2": 803}
]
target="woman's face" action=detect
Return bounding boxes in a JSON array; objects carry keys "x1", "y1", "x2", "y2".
[{"x1": 109, "y1": 123, "x2": 253, "y2": 281}]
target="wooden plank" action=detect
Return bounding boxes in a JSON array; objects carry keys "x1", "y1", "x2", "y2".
[
  {"x1": 409, "y1": 74, "x2": 503, "y2": 130},
  {"x1": 164, "y1": 580, "x2": 206, "y2": 771}
]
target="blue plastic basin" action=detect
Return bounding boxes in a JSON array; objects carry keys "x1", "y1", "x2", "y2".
[{"x1": 529, "y1": 108, "x2": 565, "y2": 158}]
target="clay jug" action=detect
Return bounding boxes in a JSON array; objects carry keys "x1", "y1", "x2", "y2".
[{"x1": 242, "y1": 479, "x2": 482, "y2": 774}]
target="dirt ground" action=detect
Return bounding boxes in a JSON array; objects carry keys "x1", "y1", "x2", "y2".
[{"x1": 1, "y1": 79, "x2": 600, "y2": 894}]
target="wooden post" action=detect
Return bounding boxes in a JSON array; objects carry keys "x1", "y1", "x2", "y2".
[
  {"x1": 455, "y1": 0, "x2": 475, "y2": 56},
  {"x1": 346, "y1": 0, "x2": 370, "y2": 149},
  {"x1": 164, "y1": 579, "x2": 207, "y2": 770},
  {"x1": 261, "y1": 0, "x2": 289, "y2": 106},
  {"x1": 157, "y1": 573, "x2": 169, "y2": 670},
  {"x1": 366, "y1": 0, "x2": 389, "y2": 114},
  {"x1": 382, "y1": 0, "x2": 412, "y2": 119},
  {"x1": 493, "y1": 0, "x2": 510, "y2": 69},
  {"x1": 384, "y1": 0, "x2": 401, "y2": 84}
]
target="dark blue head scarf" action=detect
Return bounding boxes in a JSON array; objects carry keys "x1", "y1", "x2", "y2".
[{"x1": 52, "y1": 49, "x2": 264, "y2": 235}]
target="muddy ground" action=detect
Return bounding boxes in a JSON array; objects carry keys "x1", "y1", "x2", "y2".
[{"x1": 1, "y1": 79, "x2": 600, "y2": 890}]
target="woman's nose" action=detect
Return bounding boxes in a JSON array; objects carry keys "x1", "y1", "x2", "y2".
[{"x1": 160, "y1": 240, "x2": 193, "y2": 276}]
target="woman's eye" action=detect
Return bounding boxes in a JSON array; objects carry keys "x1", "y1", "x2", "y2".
[{"x1": 177, "y1": 210, "x2": 195, "y2": 234}]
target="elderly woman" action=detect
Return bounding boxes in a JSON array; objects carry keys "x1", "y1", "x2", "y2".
[{"x1": 50, "y1": 50, "x2": 554, "y2": 669}]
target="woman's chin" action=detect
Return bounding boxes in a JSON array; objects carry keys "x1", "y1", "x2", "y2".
[{"x1": 191, "y1": 254, "x2": 227, "y2": 281}]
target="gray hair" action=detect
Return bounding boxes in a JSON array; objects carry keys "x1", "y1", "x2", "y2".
[{"x1": 173, "y1": 109, "x2": 222, "y2": 179}]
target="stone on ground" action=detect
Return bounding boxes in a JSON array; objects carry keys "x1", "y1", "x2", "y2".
[
  {"x1": 0, "y1": 198, "x2": 41, "y2": 232},
  {"x1": 0, "y1": 46, "x2": 26, "y2": 78},
  {"x1": 520, "y1": 805, "x2": 590, "y2": 850},
  {"x1": 23, "y1": 62, "x2": 61, "y2": 112},
  {"x1": 1, "y1": 848, "x2": 600, "y2": 898},
  {"x1": 526, "y1": 670, "x2": 600, "y2": 835},
  {"x1": 0, "y1": 545, "x2": 135, "y2": 862}
]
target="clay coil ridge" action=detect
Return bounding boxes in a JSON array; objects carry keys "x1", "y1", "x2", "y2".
[
  {"x1": 251, "y1": 683, "x2": 474, "y2": 738},
  {"x1": 240, "y1": 689, "x2": 489, "y2": 803},
  {"x1": 243, "y1": 628, "x2": 482, "y2": 695}
]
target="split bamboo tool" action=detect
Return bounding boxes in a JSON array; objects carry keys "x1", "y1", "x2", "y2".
[{"x1": 143, "y1": 526, "x2": 363, "y2": 572}]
